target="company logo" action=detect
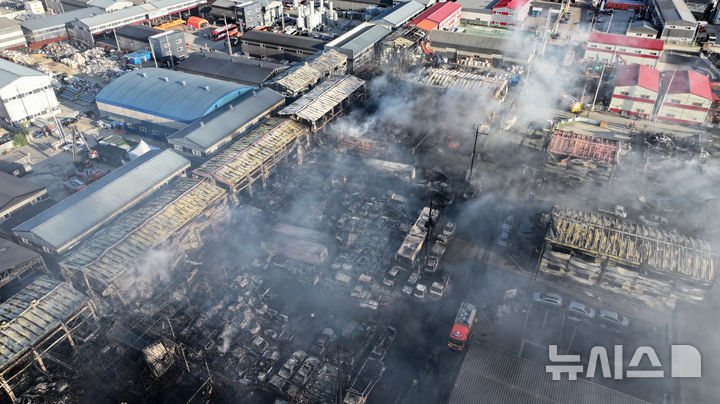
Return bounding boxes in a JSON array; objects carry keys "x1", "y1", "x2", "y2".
[{"x1": 546, "y1": 344, "x2": 701, "y2": 380}]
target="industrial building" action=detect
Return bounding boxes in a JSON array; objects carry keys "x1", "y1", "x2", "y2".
[
  {"x1": 45, "y1": 0, "x2": 133, "y2": 14},
  {"x1": 490, "y1": 0, "x2": 530, "y2": 28},
  {"x1": 266, "y1": 49, "x2": 348, "y2": 98},
  {"x1": 649, "y1": 0, "x2": 698, "y2": 45},
  {"x1": 378, "y1": 26, "x2": 428, "y2": 70},
  {"x1": 240, "y1": 30, "x2": 325, "y2": 61},
  {"x1": 584, "y1": 32, "x2": 664, "y2": 67},
  {"x1": 0, "y1": 276, "x2": 96, "y2": 402},
  {"x1": 540, "y1": 206, "x2": 716, "y2": 312},
  {"x1": 0, "y1": 172, "x2": 48, "y2": 227},
  {"x1": 447, "y1": 343, "x2": 650, "y2": 404},
  {"x1": 0, "y1": 59, "x2": 59, "y2": 124},
  {"x1": 59, "y1": 176, "x2": 228, "y2": 301},
  {"x1": 210, "y1": 0, "x2": 283, "y2": 28},
  {"x1": 325, "y1": 23, "x2": 391, "y2": 72},
  {"x1": 656, "y1": 69, "x2": 712, "y2": 125},
  {"x1": 413, "y1": 67, "x2": 509, "y2": 100},
  {"x1": 19, "y1": 7, "x2": 104, "y2": 47},
  {"x1": 609, "y1": 63, "x2": 660, "y2": 118},
  {"x1": 427, "y1": 30, "x2": 535, "y2": 66},
  {"x1": 96, "y1": 68, "x2": 253, "y2": 137},
  {"x1": 176, "y1": 53, "x2": 288, "y2": 87},
  {"x1": 67, "y1": 0, "x2": 205, "y2": 45},
  {"x1": 626, "y1": 20, "x2": 659, "y2": 38},
  {"x1": 457, "y1": 0, "x2": 493, "y2": 26},
  {"x1": 279, "y1": 75, "x2": 366, "y2": 131},
  {"x1": 0, "y1": 238, "x2": 46, "y2": 289},
  {"x1": 193, "y1": 117, "x2": 310, "y2": 197},
  {"x1": 332, "y1": 0, "x2": 392, "y2": 10},
  {"x1": 167, "y1": 87, "x2": 285, "y2": 157},
  {"x1": 13, "y1": 149, "x2": 190, "y2": 255},
  {"x1": 370, "y1": 0, "x2": 425, "y2": 29},
  {"x1": 109, "y1": 24, "x2": 187, "y2": 62},
  {"x1": 408, "y1": 2, "x2": 462, "y2": 31},
  {"x1": 543, "y1": 130, "x2": 620, "y2": 185},
  {"x1": 0, "y1": 18, "x2": 26, "y2": 50}
]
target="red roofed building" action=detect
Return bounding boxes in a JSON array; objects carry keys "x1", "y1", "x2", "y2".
[
  {"x1": 491, "y1": 0, "x2": 530, "y2": 28},
  {"x1": 609, "y1": 64, "x2": 660, "y2": 118},
  {"x1": 657, "y1": 70, "x2": 711, "y2": 125},
  {"x1": 408, "y1": 2, "x2": 462, "y2": 31},
  {"x1": 584, "y1": 32, "x2": 664, "y2": 68}
]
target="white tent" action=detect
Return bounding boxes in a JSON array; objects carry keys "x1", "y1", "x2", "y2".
[{"x1": 128, "y1": 140, "x2": 156, "y2": 160}]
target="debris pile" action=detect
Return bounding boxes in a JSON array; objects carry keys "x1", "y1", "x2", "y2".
[{"x1": 42, "y1": 42, "x2": 125, "y2": 77}]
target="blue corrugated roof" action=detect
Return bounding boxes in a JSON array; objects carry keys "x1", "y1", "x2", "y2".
[
  {"x1": 167, "y1": 88, "x2": 284, "y2": 152},
  {"x1": 13, "y1": 149, "x2": 190, "y2": 252},
  {"x1": 95, "y1": 68, "x2": 251, "y2": 124}
]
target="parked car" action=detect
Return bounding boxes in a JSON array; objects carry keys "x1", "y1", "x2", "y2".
[
  {"x1": 383, "y1": 266, "x2": 402, "y2": 287},
  {"x1": 278, "y1": 350, "x2": 307, "y2": 380},
  {"x1": 291, "y1": 356, "x2": 320, "y2": 386},
  {"x1": 639, "y1": 215, "x2": 668, "y2": 227},
  {"x1": 63, "y1": 177, "x2": 87, "y2": 194},
  {"x1": 76, "y1": 168, "x2": 108, "y2": 183},
  {"x1": 413, "y1": 284, "x2": 427, "y2": 298},
  {"x1": 61, "y1": 117, "x2": 78, "y2": 126},
  {"x1": 567, "y1": 301, "x2": 596, "y2": 322},
  {"x1": 425, "y1": 256, "x2": 440, "y2": 273},
  {"x1": 497, "y1": 231, "x2": 510, "y2": 247},
  {"x1": 309, "y1": 328, "x2": 334, "y2": 357},
  {"x1": 599, "y1": 309, "x2": 630, "y2": 328},
  {"x1": 443, "y1": 221, "x2": 456, "y2": 237},
  {"x1": 532, "y1": 292, "x2": 563, "y2": 308},
  {"x1": 251, "y1": 336, "x2": 268, "y2": 352}
]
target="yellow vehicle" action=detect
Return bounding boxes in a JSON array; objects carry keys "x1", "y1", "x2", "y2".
[{"x1": 570, "y1": 101, "x2": 583, "y2": 113}]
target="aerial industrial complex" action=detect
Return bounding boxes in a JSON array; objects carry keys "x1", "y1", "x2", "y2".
[{"x1": 0, "y1": 0, "x2": 719, "y2": 402}]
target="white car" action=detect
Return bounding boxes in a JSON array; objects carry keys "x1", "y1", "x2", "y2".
[
  {"x1": 497, "y1": 231, "x2": 509, "y2": 247},
  {"x1": 567, "y1": 301, "x2": 595, "y2": 321},
  {"x1": 532, "y1": 292, "x2": 563, "y2": 308},
  {"x1": 599, "y1": 309, "x2": 630, "y2": 327},
  {"x1": 413, "y1": 284, "x2": 427, "y2": 298}
]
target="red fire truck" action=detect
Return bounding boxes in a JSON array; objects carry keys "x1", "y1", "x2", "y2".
[{"x1": 448, "y1": 302, "x2": 477, "y2": 351}]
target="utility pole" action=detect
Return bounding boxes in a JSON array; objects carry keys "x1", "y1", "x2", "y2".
[
  {"x1": 467, "y1": 125, "x2": 481, "y2": 182},
  {"x1": 424, "y1": 197, "x2": 433, "y2": 268},
  {"x1": 148, "y1": 40, "x2": 159, "y2": 68},
  {"x1": 653, "y1": 68, "x2": 678, "y2": 122},
  {"x1": 224, "y1": 15, "x2": 233, "y2": 56},
  {"x1": 588, "y1": 62, "x2": 606, "y2": 116},
  {"x1": 336, "y1": 340, "x2": 342, "y2": 404}
]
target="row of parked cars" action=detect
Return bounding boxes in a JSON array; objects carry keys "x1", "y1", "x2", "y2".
[
  {"x1": 269, "y1": 328, "x2": 336, "y2": 393},
  {"x1": 532, "y1": 292, "x2": 631, "y2": 329}
]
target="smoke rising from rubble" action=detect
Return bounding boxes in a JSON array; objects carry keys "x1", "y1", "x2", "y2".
[{"x1": 115, "y1": 245, "x2": 177, "y2": 301}]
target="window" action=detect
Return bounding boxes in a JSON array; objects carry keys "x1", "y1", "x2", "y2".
[
  {"x1": 1, "y1": 213, "x2": 9, "y2": 221},
  {"x1": 192, "y1": 149, "x2": 202, "y2": 156},
  {"x1": 43, "y1": 247, "x2": 51, "y2": 253},
  {"x1": 620, "y1": 91, "x2": 629, "y2": 95},
  {"x1": 666, "y1": 113, "x2": 675, "y2": 118},
  {"x1": 126, "y1": 122, "x2": 134, "y2": 128},
  {"x1": 21, "y1": 237, "x2": 29, "y2": 245},
  {"x1": 692, "y1": 102, "x2": 703, "y2": 107},
  {"x1": 671, "y1": 99, "x2": 681, "y2": 104},
  {"x1": 641, "y1": 95, "x2": 650, "y2": 99},
  {"x1": 139, "y1": 126, "x2": 147, "y2": 133},
  {"x1": 174, "y1": 144, "x2": 182, "y2": 151},
  {"x1": 177, "y1": 47, "x2": 183, "y2": 52},
  {"x1": 152, "y1": 129, "x2": 160, "y2": 135}
]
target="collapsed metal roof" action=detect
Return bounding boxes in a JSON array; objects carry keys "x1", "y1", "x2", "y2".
[
  {"x1": 61, "y1": 177, "x2": 226, "y2": 286},
  {"x1": 268, "y1": 50, "x2": 348, "y2": 95},
  {"x1": 279, "y1": 75, "x2": 365, "y2": 123},
  {"x1": 547, "y1": 131, "x2": 620, "y2": 164},
  {"x1": 0, "y1": 276, "x2": 89, "y2": 373}
]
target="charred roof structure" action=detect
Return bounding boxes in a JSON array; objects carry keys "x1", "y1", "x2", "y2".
[
  {"x1": 59, "y1": 177, "x2": 228, "y2": 301},
  {"x1": 0, "y1": 276, "x2": 96, "y2": 401},
  {"x1": 543, "y1": 130, "x2": 620, "y2": 185},
  {"x1": 541, "y1": 206, "x2": 716, "y2": 313},
  {"x1": 378, "y1": 26, "x2": 427, "y2": 71},
  {"x1": 278, "y1": 75, "x2": 367, "y2": 131},
  {"x1": 266, "y1": 50, "x2": 348, "y2": 98},
  {"x1": 413, "y1": 67, "x2": 509, "y2": 100},
  {"x1": 0, "y1": 238, "x2": 46, "y2": 289},
  {"x1": 397, "y1": 206, "x2": 440, "y2": 265},
  {"x1": 193, "y1": 117, "x2": 310, "y2": 197}
]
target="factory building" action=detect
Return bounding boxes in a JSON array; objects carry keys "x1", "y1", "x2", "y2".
[
  {"x1": 167, "y1": 87, "x2": 285, "y2": 157},
  {"x1": 370, "y1": 0, "x2": 425, "y2": 29},
  {"x1": 427, "y1": 30, "x2": 535, "y2": 67},
  {"x1": 266, "y1": 49, "x2": 348, "y2": 98},
  {"x1": 19, "y1": 7, "x2": 103, "y2": 47},
  {"x1": 278, "y1": 74, "x2": 366, "y2": 131},
  {"x1": 45, "y1": 0, "x2": 132, "y2": 14},
  {"x1": 59, "y1": 176, "x2": 228, "y2": 301},
  {"x1": 457, "y1": 0, "x2": 493, "y2": 26},
  {"x1": 176, "y1": 53, "x2": 289, "y2": 87},
  {"x1": 325, "y1": 22, "x2": 391, "y2": 72},
  {"x1": 0, "y1": 237, "x2": 46, "y2": 289},
  {"x1": 240, "y1": 30, "x2": 326, "y2": 61},
  {"x1": 656, "y1": 69, "x2": 711, "y2": 125},
  {"x1": 210, "y1": 0, "x2": 282, "y2": 28},
  {"x1": 109, "y1": 24, "x2": 187, "y2": 62},
  {"x1": 332, "y1": 0, "x2": 392, "y2": 10},
  {"x1": 193, "y1": 117, "x2": 310, "y2": 197},
  {"x1": 540, "y1": 206, "x2": 715, "y2": 313},
  {"x1": 0, "y1": 18, "x2": 26, "y2": 50},
  {"x1": 649, "y1": 0, "x2": 698, "y2": 45},
  {"x1": 626, "y1": 20, "x2": 659, "y2": 38},
  {"x1": 96, "y1": 68, "x2": 252, "y2": 137},
  {"x1": 408, "y1": 2, "x2": 462, "y2": 31},
  {"x1": 491, "y1": 0, "x2": 530, "y2": 28},
  {"x1": 543, "y1": 130, "x2": 620, "y2": 184},
  {"x1": 609, "y1": 63, "x2": 660, "y2": 118},
  {"x1": 584, "y1": 32, "x2": 664, "y2": 67},
  {"x1": 67, "y1": 0, "x2": 205, "y2": 45},
  {"x1": 0, "y1": 276, "x2": 96, "y2": 402},
  {"x1": 0, "y1": 171, "x2": 48, "y2": 228},
  {"x1": 13, "y1": 149, "x2": 190, "y2": 255},
  {"x1": 0, "y1": 59, "x2": 59, "y2": 124}
]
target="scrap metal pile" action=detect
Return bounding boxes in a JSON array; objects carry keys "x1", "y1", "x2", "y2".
[
  {"x1": 541, "y1": 206, "x2": 716, "y2": 311},
  {"x1": 544, "y1": 130, "x2": 620, "y2": 184},
  {"x1": 42, "y1": 42, "x2": 126, "y2": 78}
]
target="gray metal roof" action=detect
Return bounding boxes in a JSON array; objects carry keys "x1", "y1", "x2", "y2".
[
  {"x1": 628, "y1": 20, "x2": 658, "y2": 34},
  {"x1": 0, "y1": 276, "x2": 89, "y2": 372},
  {"x1": 116, "y1": 24, "x2": 163, "y2": 41},
  {"x1": 0, "y1": 17, "x2": 20, "y2": 31},
  {"x1": 448, "y1": 343, "x2": 650, "y2": 404},
  {"x1": 0, "y1": 238, "x2": 40, "y2": 275},
  {"x1": 656, "y1": 0, "x2": 697, "y2": 25},
  {"x1": 326, "y1": 23, "x2": 392, "y2": 57},
  {"x1": 167, "y1": 88, "x2": 285, "y2": 152},
  {"x1": 96, "y1": 68, "x2": 251, "y2": 125},
  {"x1": 0, "y1": 59, "x2": 47, "y2": 89},
  {"x1": 20, "y1": 7, "x2": 104, "y2": 32},
  {"x1": 268, "y1": 50, "x2": 347, "y2": 94},
  {"x1": 371, "y1": 0, "x2": 425, "y2": 28},
  {"x1": 241, "y1": 30, "x2": 326, "y2": 51},
  {"x1": 279, "y1": 75, "x2": 365, "y2": 123},
  {"x1": 176, "y1": 53, "x2": 289, "y2": 86},
  {"x1": 76, "y1": 4, "x2": 153, "y2": 30},
  {"x1": 13, "y1": 149, "x2": 190, "y2": 253},
  {"x1": 0, "y1": 172, "x2": 46, "y2": 212}
]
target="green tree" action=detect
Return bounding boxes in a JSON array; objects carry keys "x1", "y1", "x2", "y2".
[{"x1": 13, "y1": 133, "x2": 28, "y2": 147}]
